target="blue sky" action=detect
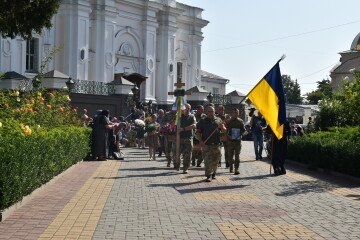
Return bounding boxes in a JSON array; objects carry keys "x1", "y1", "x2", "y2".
[{"x1": 179, "y1": 0, "x2": 360, "y2": 96}]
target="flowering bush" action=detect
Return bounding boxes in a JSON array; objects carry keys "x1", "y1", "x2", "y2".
[
  {"x1": 0, "y1": 88, "x2": 89, "y2": 211},
  {"x1": 0, "y1": 89, "x2": 81, "y2": 136}
]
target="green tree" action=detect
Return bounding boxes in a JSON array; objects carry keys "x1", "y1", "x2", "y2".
[
  {"x1": 315, "y1": 73, "x2": 360, "y2": 130},
  {"x1": 0, "y1": 0, "x2": 61, "y2": 39},
  {"x1": 282, "y1": 74, "x2": 302, "y2": 104},
  {"x1": 305, "y1": 79, "x2": 332, "y2": 104}
]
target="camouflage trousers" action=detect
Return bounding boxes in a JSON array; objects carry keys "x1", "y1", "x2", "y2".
[
  {"x1": 203, "y1": 145, "x2": 221, "y2": 177},
  {"x1": 172, "y1": 138, "x2": 193, "y2": 170},
  {"x1": 223, "y1": 141, "x2": 230, "y2": 166},
  {"x1": 192, "y1": 147, "x2": 203, "y2": 166},
  {"x1": 227, "y1": 140, "x2": 241, "y2": 170},
  {"x1": 164, "y1": 136, "x2": 173, "y2": 165}
]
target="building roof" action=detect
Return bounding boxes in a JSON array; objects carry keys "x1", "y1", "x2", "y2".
[
  {"x1": 226, "y1": 90, "x2": 245, "y2": 97},
  {"x1": 201, "y1": 70, "x2": 227, "y2": 80},
  {"x1": 3, "y1": 71, "x2": 28, "y2": 80},
  {"x1": 110, "y1": 77, "x2": 133, "y2": 85},
  {"x1": 43, "y1": 70, "x2": 69, "y2": 79},
  {"x1": 187, "y1": 85, "x2": 208, "y2": 93},
  {"x1": 350, "y1": 32, "x2": 360, "y2": 51},
  {"x1": 286, "y1": 104, "x2": 319, "y2": 111}
]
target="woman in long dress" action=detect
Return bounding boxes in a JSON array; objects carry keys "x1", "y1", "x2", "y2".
[
  {"x1": 91, "y1": 110, "x2": 114, "y2": 160},
  {"x1": 145, "y1": 114, "x2": 160, "y2": 161}
]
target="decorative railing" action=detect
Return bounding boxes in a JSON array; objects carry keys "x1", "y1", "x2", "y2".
[
  {"x1": 212, "y1": 94, "x2": 232, "y2": 105},
  {"x1": 18, "y1": 79, "x2": 34, "y2": 91},
  {"x1": 70, "y1": 79, "x2": 115, "y2": 95}
]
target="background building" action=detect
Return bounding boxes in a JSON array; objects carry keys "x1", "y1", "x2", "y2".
[
  {"x1": 0, "y1": 0, "x2": 212, "y2": 116},
  {"x1": 330, "y1": 32, "x2": 360, "y2": 91}
]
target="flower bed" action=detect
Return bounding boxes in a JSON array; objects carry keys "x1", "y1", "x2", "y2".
[{"x1": 0, "y1": 89, "x2": 90, "y2": 211}]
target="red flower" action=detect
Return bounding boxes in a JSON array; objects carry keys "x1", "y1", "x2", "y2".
[
  {"x1": 46, "y1": 105, "x2": 52, "y2": 109},
  {"x1": 28, "y1": 109, "x2": 34, "y2": 112},
  {"x1": 4, "y1": 104, "x2": 9, "y2": 108},
  {"x1": 19, "y1": 108, "x2": 24, "y2": 112},
  {"x1": 73, "y1": 108, "x2": 77, "y2": 112},
  {"x1": 49, "y1": 93, "x2": 54, "y2": 97}
]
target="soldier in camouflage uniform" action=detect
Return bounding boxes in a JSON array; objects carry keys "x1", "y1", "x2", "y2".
[
  {"x1": 196, "y1": 106, "x2": 226, "y2": 182},
  {"x1": 173, "y1": 104, "x2": 196, "y2": 173},
  {"x1": 162, "y1": 109, "x2": 177, "y2": 167},
  {"x1": 225, "y1": 108, "x2": 246, "y2": 175},
  {"x1": 192, "y1": 105, "x2": 206, "y2": 167},
  {"x1": 216, "y1": 105, "x2": 230, "y2": 168}
]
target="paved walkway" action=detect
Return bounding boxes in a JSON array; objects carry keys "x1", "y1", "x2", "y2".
[{"x1": 0, "y1": 141, "x2": 359, "y2": 240}]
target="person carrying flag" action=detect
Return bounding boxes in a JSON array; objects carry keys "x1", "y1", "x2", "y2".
[
  {"x1": 239, "y1": 56, "x2": 288, "y2": 175},
  {"x1": 172, "y1": 103, "x2": 196, "y2": 173}
]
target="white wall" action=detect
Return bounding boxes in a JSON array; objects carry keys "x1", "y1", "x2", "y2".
[{"x1": 0, "y1": 0, "x2": 208, "y2": 106}]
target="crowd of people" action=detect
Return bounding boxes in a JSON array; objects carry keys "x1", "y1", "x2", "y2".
[{"x1": 83, "y1": 101, "x2": 302, "y2": 181}]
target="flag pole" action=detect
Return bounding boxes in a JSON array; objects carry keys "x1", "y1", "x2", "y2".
[{"x1": 238, "y1": 55, "x2": 286, "y2": 106}]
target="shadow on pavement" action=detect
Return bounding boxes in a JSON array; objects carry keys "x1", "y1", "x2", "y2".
[
  {"x1": 275, "y1": 180, "x2": 337, "y2": 197},
  {"x1": 346, "y1": 194, "x2": 360, "y2": 201},
  {"x1": 118, "y1": 167, "x2": 174, "y2": 171},
  {"x1": 94, "y1": 171, "x2": 177, "y2": 179},
  {"x1": 232, "y1": 174, "x2": 271, "y2": 181},
  {"x1": 149, "y1": 182, "x2": 249, "y2": 194}
]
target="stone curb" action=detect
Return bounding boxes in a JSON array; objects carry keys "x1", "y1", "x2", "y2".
[{"x1": 0, "y1": 161, "x2": 83, "y2": 222}]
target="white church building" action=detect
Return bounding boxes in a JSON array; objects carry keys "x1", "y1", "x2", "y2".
[{"x1": 0, "y1": 0, "x2": 215, "y2": 113}]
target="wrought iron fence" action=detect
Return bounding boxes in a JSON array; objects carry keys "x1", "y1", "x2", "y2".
[
  {"x1": 18, "y1": 79, "x2": 34, "y2": 91},
  {"x1": 212, "y1": 94, "x2": 232, "y2": 105},
  {"x1": 70, "y1": 79, "x2": 115, "y2": 95}
]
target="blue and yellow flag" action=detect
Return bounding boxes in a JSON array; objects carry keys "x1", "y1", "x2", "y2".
[
  {"x1": 174, "y1": 90, "x2": 186, "y2": 126},
  {"x1": 247, "y1": 62, "x2": 286, "y2": 140}
]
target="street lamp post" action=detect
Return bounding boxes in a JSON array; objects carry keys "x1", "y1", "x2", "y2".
[
  {"x1": 131, "y1": 84, "x2": 139, "y2": 104},
  {"x1": 66, "y1": 77, "x2": 75, "y2": 92},
  {"x1": 207, "y1": 92, "x2": 213, "y2": 103}
]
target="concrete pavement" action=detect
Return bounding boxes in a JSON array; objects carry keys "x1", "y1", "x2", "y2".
[{"x1": 0, "y1": 141, "x2": 359, "y2": 240}]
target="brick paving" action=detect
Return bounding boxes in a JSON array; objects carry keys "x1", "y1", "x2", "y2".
[
  {"x1": 0, "y1": 161, "x2": 101, "y2": 240},
  {"x1": 0, "y1": 141, "x2": 359, "y2": 240}
]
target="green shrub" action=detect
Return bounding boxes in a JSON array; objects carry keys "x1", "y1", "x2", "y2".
[
  {"x1": 315, "y1": 71, "x2": 360, "y2": 130},
  {"x1": 0, "y1": 126, "x2": 91, "y2": 210},
  {"x1": 288, "y1": 126, "x2": 360, "y2": 177}
]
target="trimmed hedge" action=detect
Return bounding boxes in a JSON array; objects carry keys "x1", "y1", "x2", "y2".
[
  {"x1": 288, "y1": 127, "x2": 360, "y2": 178},
  {"x1": 0, "y1": 126, "x2": 91, "y2": 210}
]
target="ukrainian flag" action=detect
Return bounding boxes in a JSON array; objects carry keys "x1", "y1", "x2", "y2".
[{"x1": 247, "y1": 62, "x2": 286, "y2": 140}]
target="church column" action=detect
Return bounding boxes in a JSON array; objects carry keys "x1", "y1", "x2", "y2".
[
  {"x1": 89, "y1": 0, "x2": 117, "y2": 83},
  {"x1": 155, "y1": 7, "x2": 183, "y2": 105},
  {"x1": 188, "y1": 35, "x2": 203, "y2": 88},
  {"x1": 54, "y1": 2, "x2": 91, "y2": 80},
  {"x1": 142, "y1": 4, "x2": 159, "y2": 102}
]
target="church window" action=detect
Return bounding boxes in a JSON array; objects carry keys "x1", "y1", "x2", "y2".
[
  {"x1": 213, "y1": 87, "x2": 219, "y2": 94},
  {"x1": 80, "y1": 49, "x2": 85, "y2": 60},
  {"x1": 26, "y1": 39, "x2": 39, "y2": 72}
]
